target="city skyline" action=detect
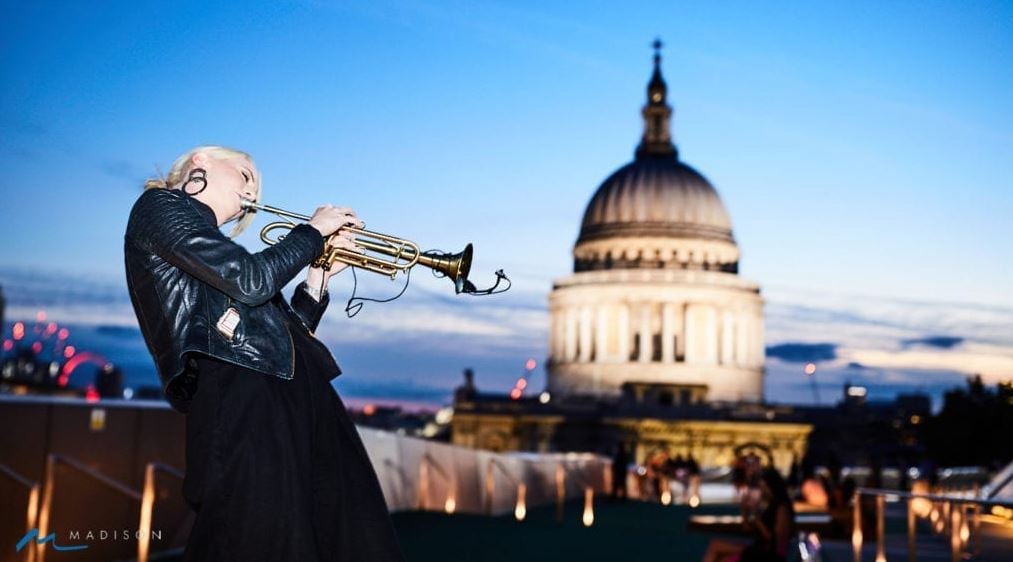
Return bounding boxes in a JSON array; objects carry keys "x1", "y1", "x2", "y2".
[{"x1": 2, "y1": 1, "x2": 1011, "y2": 408}]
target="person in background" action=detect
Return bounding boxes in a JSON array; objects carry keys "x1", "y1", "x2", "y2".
[
  {"x1": 647, "y1": 448, "x2": 672, "y2": 502},
  {"x1": 611, "y1": 442, "x2": 630, "y2": 501},
  {"x1": 703, "y1": 468, "x2": 796, "y2": 562},
  {"x1": 798, "y1": 463, "x2": 830, "y2": 509},
  {"x1": 686, "y1": 454, "x2": 702, "y2": 504}
]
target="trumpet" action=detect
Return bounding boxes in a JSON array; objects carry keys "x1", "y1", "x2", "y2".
[{"x1": 241, "y1": 200, "x2": 474, "y2": 294}]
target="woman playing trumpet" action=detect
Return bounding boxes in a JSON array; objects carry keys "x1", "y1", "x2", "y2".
[{"x1": 124, "y1": 145, "x2": 405, "y2": 561}]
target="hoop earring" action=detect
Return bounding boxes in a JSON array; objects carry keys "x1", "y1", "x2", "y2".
[{"x1": 182, "y1": 168, "x2": 208, "y2": 196}]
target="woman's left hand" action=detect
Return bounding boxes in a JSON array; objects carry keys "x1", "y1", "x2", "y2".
[
  {"x1": 306, "y1": 230, "x2": 362, "y2": 290},
  {"x1": 323, "y1": 230, "x2": 361, "y2": 276}
]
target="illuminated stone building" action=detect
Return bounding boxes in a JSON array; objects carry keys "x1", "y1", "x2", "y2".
[
  {"x1": 547, "y1": 45, "x2": 764, "y2": 404},
  {"x1": 451, "y1": 45, "x2": 810, "y2": 473}
]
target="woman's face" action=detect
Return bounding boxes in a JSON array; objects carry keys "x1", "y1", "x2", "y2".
[{"x1": 189, "y1": 152, "x2": 259, "y2": 225}]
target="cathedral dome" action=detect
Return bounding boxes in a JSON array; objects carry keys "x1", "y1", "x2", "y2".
[
  {"x1": 578, "y1": 157, "x2": 733, "y2": 245},
  {"x1": 572, "y1": 43, "x2": 738, "y2": 273}
]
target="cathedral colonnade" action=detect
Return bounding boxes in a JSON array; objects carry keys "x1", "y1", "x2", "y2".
[
  {"x1": 547, "y1": 271, "x2": 764, "y2": 402},
  {"x1": 550, "y1": 294, "x2": 763, "y2": 367}
]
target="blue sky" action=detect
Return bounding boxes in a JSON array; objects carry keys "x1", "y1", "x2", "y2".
[{"x1": 1, "y1": 1, "x2": 1011, "y2": 409}]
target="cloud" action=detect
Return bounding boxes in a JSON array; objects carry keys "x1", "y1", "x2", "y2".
[
  {"x1": 764, "y1": 285, "x2": 1013, "y2": 384},
  {"x1": 0, "y1": 266, "x2": 138, "y2": 327},
  {"x1": 95, "y1": 325, "x2": 143, "y2": 339},
  {"x1": 311, "y1": 272, "x2": 549, "y2": 354},
  {"x1": 901, "y1": 336, "x2": 963, "y2": 349},
  {"x1": 842, "y1": 345, "x2": 1013, "y2": 383},
  {"x1": 766, "y1": 342, "x2": 837, "y2": 363},
  {"x1": 334, "y1": 376, "x2": 454, "y2": 402},
  {"x1": 764, "y1": 285, "x2": 1013, "y2": 348}
]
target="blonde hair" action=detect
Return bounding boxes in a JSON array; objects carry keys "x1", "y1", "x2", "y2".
[{"x1": 144, "y1": 145, "x2": 260, "y2": 238}]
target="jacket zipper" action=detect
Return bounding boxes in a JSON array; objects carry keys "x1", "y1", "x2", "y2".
[{"x1": 287, "y1": 328, "x2": 296, "y2": 378}]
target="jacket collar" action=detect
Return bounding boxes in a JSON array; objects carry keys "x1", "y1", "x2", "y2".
[{"x1": 185, "y1": 194, "x2": 219, "y2": 227}]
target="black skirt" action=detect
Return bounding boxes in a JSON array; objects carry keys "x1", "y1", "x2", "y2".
[{"x1": 181, "y1": 314, "x2": 405, "y2": 562}]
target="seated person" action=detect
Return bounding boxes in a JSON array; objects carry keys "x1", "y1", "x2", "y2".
[{"x1": 703, "y1": 468, "x2": 796, "y2": 562}]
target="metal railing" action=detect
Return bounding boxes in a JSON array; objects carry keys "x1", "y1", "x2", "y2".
[
  {"x1": 417, "y1": 452, "x2": 454, "y2": 512},
  {"x1": 36, "y1": 454, "x2": 141, "y2": 562},
  {"x1": 138, "y1": 462, "x2": 184, "y2": 562},
  {"x1": 482, "y1": 457, "x2": 598, "y2": 523},
  {"x1": 0, "y1": 463, "x2": 41, "y2": 562},
  {"x1": 482, "y1": 457, "x2": 521, "y2": 516},
  {"x1": 382, "y1": 458, "x2": 411, "y2": 508},
  {"x1": 30, "y1": 454, "x2": 183, "y2": 562},
  {"x1": 852, "y1": 487, "x2": 1013, "y2": 562},
  {"x1": 484, "y1": 458, "x2": 601, "y2": 524}
]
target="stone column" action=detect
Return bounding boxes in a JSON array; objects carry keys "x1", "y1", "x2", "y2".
[
  {"x1": 704, "y1": 305, "x2": 718, "y2": 364},
  {"x1": 744, "y1": 309, "x2": 754, "y2": 366},
  {"x1": 740, "y1": 311, "x2": 751, "y2": 365},
  {"x1": 595, "y1": 305, "x2": 609, "y2": 363},
  {"x1": 721, "y1": 309, "x2": 735, "y2": 366},
  {"x1": 559, "y1": 309, "x2": 569, "y2": 360},
  {"x1": 565, "y1": 307, "x2": 578, "y2": 362},
  {"x1": 579, "y1": 306, "x2": 593, "y2": 362},
  {"x1": 638, "y1": 304, "x2": 651, "y2": 363},
  {"x1": 684, "y1": 303, "x2": 697, "y2": 364},
  {"x1": 549, "y1": 310, "x2": 559, "y2": 360},
  {"x1": 736, "y1": 309, "x2": 749, "y2": 367},
  {"x1": 676, "y1": 302, "x2": 686, "y2": 361},
  {"x1": 618, "y1": 303, "x2": 630, "y2": 361},
  {"x1": 712, "y1": 306, "x2": 722, "y2": 365},
  {"x1": 662, "y1": 303, "x2": 675, "y2": 363}
]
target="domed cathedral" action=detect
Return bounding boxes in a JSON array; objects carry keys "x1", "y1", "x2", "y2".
[
  {"x1": 450, "y1": 44, "x2": 809, "y2": 475},
  {"x1": 548, "y1": 43, "x2": 764, "y2": 404}
]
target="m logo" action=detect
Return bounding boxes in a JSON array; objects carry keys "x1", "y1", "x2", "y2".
[{"x1": 15, "y1": 529, "x2": 88, "y2": 552}]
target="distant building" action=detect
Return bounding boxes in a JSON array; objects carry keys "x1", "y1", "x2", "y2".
[
  {"x1": 349, "y1": 404, "x2": 432, "y2": 436},
  {"x1": 452, "y1": 45, "x2": 809, "y2": 473},
  {"x1": 796, "y1": 384, "x2": 931, "y2": 468},
  {"x1": 452, "y1": 377, "x2": 810, "y2": 472}
]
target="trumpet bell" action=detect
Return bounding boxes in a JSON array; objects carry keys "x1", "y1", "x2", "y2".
[{"x1": 418, "y1": 244, "x2": 473, "y2": 294}]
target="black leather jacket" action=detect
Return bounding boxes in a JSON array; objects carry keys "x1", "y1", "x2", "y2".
[{"x1": 124, "y1": 188, "x2": 340, "y2": 413}]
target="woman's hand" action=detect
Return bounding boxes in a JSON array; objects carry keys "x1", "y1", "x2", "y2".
[
  {"x1": 305, "y1": 229, "x2": 363, "y2": 298},
  {"x1": 308, "y1": 205, "x2": 363, "y2": 237},
  {"x1": 320, "y1": 230, "x2": 361, "y2": 277},
  {"x1": 304, "y1": 205, "x2": 364, "y2": 299}
]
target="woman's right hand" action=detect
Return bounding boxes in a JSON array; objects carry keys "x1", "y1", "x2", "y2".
[{"x1": 308, "y1": 205, "x2": 364, "y2": 237}]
